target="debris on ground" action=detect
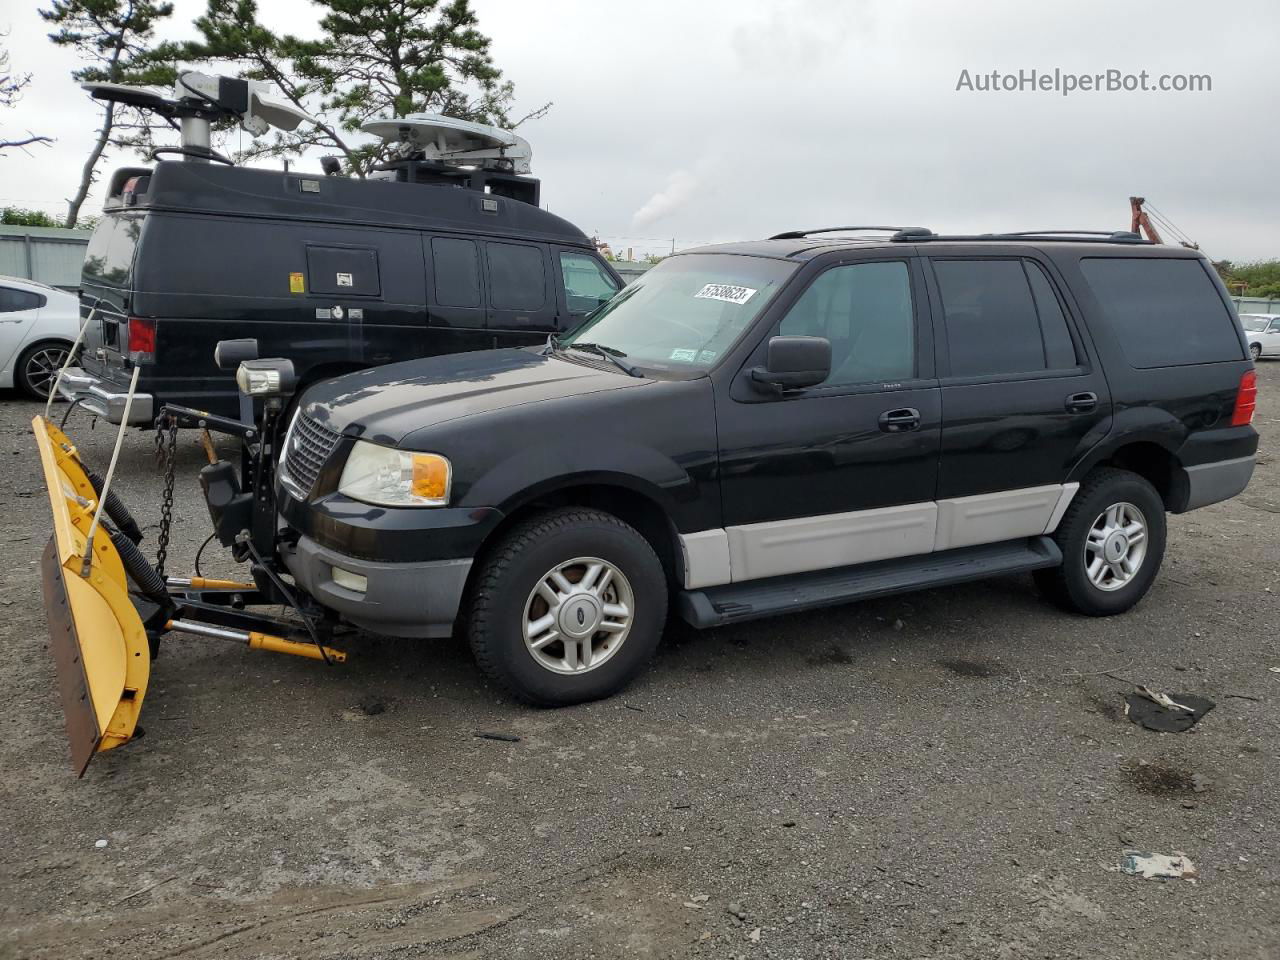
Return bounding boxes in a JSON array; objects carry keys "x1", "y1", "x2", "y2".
[
  {"x1": 474, "y1": 731, "x2": 521, "y2": 743},
  {"x1": 747, "y1": 927, "x2": 762, "y2": 942},
  {"x1": 1120, "y1": 850, "x2": 1198, "y2": 881},
  {"x1": 94, "y1": 839, "x2": 108, "y2": 849},
  {"x1": 1124, "y1": 686, "x2": 1215, "y2": 732},
  {"x1": 358, "y1": 696, "x2": 387, "y2": 716}
]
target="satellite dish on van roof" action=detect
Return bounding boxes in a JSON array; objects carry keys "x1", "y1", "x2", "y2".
[{"x1": 361, "y1": 114, "x2": 532, "y2": 174}]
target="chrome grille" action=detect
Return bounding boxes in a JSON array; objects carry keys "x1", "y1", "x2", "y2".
[{"x1": 282, "y1": 412, "x2": 342, "y2": 495}]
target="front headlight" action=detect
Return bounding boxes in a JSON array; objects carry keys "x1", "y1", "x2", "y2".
[{"x1": 337, "y1": 440, "x2": 452, "y2": 507}]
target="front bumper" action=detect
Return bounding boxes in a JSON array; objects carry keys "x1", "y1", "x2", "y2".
[
  {"x1": 57, "y1": 366, "x2": 154, "y2": 425},
  {"x1": 281, "y1": 534, "x2": 472, "y2": 638}
]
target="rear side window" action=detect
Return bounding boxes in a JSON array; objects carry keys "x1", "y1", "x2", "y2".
[
  {"x1": 487, "y1": 242, "x2": 546, "y2": 310},
  {"x1": 431, "y1": 237, "x2": 481, "y2": 307},
  {"x1": 0, "y1": 286, "x2": 43, "y2": 312},
  {"x1": 1024, "y1": 262, "x2": 1079, "y2": 369},
  {"x1": 1080, "y1": 258, "x2": 1243, "y2": 368},
  {"x1": 306, "y1": 246, "x2": 380, "y2": 296},
  {"x1": 933, "y1": 259, "x2": 1077, "y2": 378}
]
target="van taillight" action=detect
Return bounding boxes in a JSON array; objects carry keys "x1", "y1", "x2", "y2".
[
  {"x1": 1231, "y1": 370, "x2": 1257, "y2": 426},
  {"x1": 128, "y1": 316, "x2": 156, "y2": 359}
]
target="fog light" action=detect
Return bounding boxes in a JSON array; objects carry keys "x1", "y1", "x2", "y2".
[{"x1": 331, "y1": 566, "x2": 367, "y2": 593}]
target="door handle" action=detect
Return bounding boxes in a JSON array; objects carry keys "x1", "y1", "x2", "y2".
[
  {"x1": 1065, "y1": 391, "x2": 1098, "y2": 414},
  {"x1": 879, "y1": 407, "x2": 921, "y2": 432}
]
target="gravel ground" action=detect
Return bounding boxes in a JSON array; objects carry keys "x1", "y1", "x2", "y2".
[{"x1": 0, "y1": 366, "x2": 1277, "y2": 960}]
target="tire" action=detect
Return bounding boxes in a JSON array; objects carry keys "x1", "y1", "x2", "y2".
[
  {"x1": 468, "y1": 507, "x2": 668, "y2": 706},
  {"x1": 15, "y1": 340, "x2": 73, "y2": 400},
  {"x1": 1250, "y1": 343, "x2": 1263, "y2": 361},
  {"x1": 1034, "y1": 467, "x2": 1166, "y2": 616}
]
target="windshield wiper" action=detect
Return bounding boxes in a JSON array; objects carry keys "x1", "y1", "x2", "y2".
[{"x1": 562, "y1": 341, "x2": 642, "y2": 377}]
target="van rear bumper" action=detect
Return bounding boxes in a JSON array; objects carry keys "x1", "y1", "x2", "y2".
[{"x1": 57, "y1": 366, "x2": 154, "y2": 425}]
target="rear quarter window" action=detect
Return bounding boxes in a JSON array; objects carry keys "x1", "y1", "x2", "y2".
[
  {"x1": 82, "y1": 215, "x2": 143, "y2": 288},
  {"x1": 1079, "y1": 258, "x2": 1243, "y2": 368}
]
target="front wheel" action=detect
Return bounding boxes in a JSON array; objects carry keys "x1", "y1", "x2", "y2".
[
  {"x1": 1250, "y1": 343, "x2": 1263, "y2": 361},
  {"x1": 1034, "y1": 467, "x2": 1167, "y2": 616},
  {"x1": 467, "y1": 508, "x2": 668, "y2": 706}
]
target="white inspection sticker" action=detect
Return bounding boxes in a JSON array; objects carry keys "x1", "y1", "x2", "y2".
[
  {"x1": 669, "y1": 348, "x2": 698, "y2": 362},
  {"x1": 694, "y1": 283, "x2": 757, "y2": 305}
]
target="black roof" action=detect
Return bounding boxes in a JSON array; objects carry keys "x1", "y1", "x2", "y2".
[{"x1": 111, "y1": 160, "x2": 592, "y2": 246}]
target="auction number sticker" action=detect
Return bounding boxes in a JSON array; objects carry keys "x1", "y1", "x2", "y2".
[{"x1": 694, "y1": 283, "x2": 757, "y2": 305}]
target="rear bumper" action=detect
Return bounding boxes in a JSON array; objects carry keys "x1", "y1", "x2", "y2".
[
  {"x1": 281, "y1": 534, "x2": 472, "y2": 639},
  {"x1": 1180, "y1": 455, "x2": 1256, "y2": 511},
  {"x1": 57, "y1": 366, "x2": 154, "y2": 425}
]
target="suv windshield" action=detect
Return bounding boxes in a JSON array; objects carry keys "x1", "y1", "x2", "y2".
[
  {"x1": 560, "y1": 253, "x2": 796, "y2": 374},
  {"x1": 1242, "y1": 316, "x2": 1271, "y2": 332}
]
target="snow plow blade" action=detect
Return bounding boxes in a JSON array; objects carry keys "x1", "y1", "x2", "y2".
[{"x1": 32, "y1": 416, "x2": 149, "y2": 777}]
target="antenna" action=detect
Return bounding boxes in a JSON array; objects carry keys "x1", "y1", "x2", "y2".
[
  {"x1": 83, "y1": 71, "x2": 314, "y2": 164},
  {"x1": 361, "y1": 115, "x2": 533, "y2": 175}
]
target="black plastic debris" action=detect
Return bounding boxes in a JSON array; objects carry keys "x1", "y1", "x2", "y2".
[
  {"x1": 1124, "y1": 686, "x2": 1215, "y2": 733},
  {"x1": 475, "y1": 731, "x2": 520, "y2": 743}
]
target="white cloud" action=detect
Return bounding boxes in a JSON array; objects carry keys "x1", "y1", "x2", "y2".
[{"x1": 631, "y1": 169, "x2": 700, "y2": 227}]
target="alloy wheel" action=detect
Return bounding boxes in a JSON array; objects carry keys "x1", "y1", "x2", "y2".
[
  {"x1": 1084, "y1": 501, "x2": 1148, "y2": 592},
  {"x1": 24, "y1": 345, "x2": 70, "y2": 399},
  {"x1": 522, "y1": 556, "x2": 633, "y2": 674}
]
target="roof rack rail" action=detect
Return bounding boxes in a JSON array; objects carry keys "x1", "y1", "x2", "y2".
[
  {"x1": 769, "y1": 225, "x2": 929, "y2": 240},
  {"x1": 892, "y1": 230, "x2": 1148, "y2": 244}
]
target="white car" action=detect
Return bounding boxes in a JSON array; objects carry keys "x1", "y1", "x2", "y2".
[
  {"x1": 0, "y1": 276, "x2": 80, "y2": 399},
  {"x1": 1242, "y1": 313, "x2": 1280, "y2": 361}
]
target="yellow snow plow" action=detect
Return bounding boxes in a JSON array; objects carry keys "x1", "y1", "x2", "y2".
[
  {"x1": 34, "y1": 344, "x2": 345, "y2": 776},
  {"x1": 34, "y1": 417, "x2": 151, "y2": 776}
]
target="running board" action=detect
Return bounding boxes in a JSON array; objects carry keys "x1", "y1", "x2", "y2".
[{"x1": 677, "y1": 536, "x2": 1062, "y2": 628}]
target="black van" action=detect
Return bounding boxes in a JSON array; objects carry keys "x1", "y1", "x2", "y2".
[{"x1": 59, "y1": 160, "x2": 622, "y2": 423}]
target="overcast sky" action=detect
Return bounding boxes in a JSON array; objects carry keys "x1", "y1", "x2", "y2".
[{"x1": 1, "y1": 0, "x2": 1276, "y2": 261}]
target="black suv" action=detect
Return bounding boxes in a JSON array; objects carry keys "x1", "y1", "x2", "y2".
[{"x1": 265, "y1": 229, "x2": 1258, "y2": 705}]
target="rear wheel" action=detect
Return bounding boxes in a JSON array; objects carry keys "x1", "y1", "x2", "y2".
[
  {"x1": 468, "y1": 507, "x2": 667, "y2": 706},
  {"x1": 16, "y1": 340, "x2": 72, "y2": 400},
  {"x1": 1251, "y1": 342, "x2": 1263, "y2": 361},
  {"x1": 1034, "y1": 467, "x2": 1166, "y2": 616}
]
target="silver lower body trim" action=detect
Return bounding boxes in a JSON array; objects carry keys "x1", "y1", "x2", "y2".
[{"x1": 679, "y1": 482, "x2": 1081, "y2": 589}]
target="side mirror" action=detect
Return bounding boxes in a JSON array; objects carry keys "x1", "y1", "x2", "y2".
[{"x1": 751, "y1": 336, "x2": 831, "y2": 392}]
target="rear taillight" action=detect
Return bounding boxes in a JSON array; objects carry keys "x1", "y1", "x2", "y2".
[
  {"x1": 127, "y1": 316, "x2": 156, "y2": 361},
  {"x1": 1231, "y1": 370, "x2": 1257, "y2": 426}
]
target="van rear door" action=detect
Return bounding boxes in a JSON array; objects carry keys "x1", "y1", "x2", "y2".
[{"x1": 79, "y1": 212, "x2": 145, "y2": 386}]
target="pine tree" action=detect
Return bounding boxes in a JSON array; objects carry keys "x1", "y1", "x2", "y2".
[{"x1": 40, "y1": 0, "x2": 178, "y2": 226}]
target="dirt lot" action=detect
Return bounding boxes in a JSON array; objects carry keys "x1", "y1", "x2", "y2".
[{"x1": 1, "y1": 366, "x2": 1277, "y2": 960}]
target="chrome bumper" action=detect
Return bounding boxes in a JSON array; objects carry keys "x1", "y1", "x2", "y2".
[{"x1": 57, "y1": 366, "x2": 154, "y2": 425}]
